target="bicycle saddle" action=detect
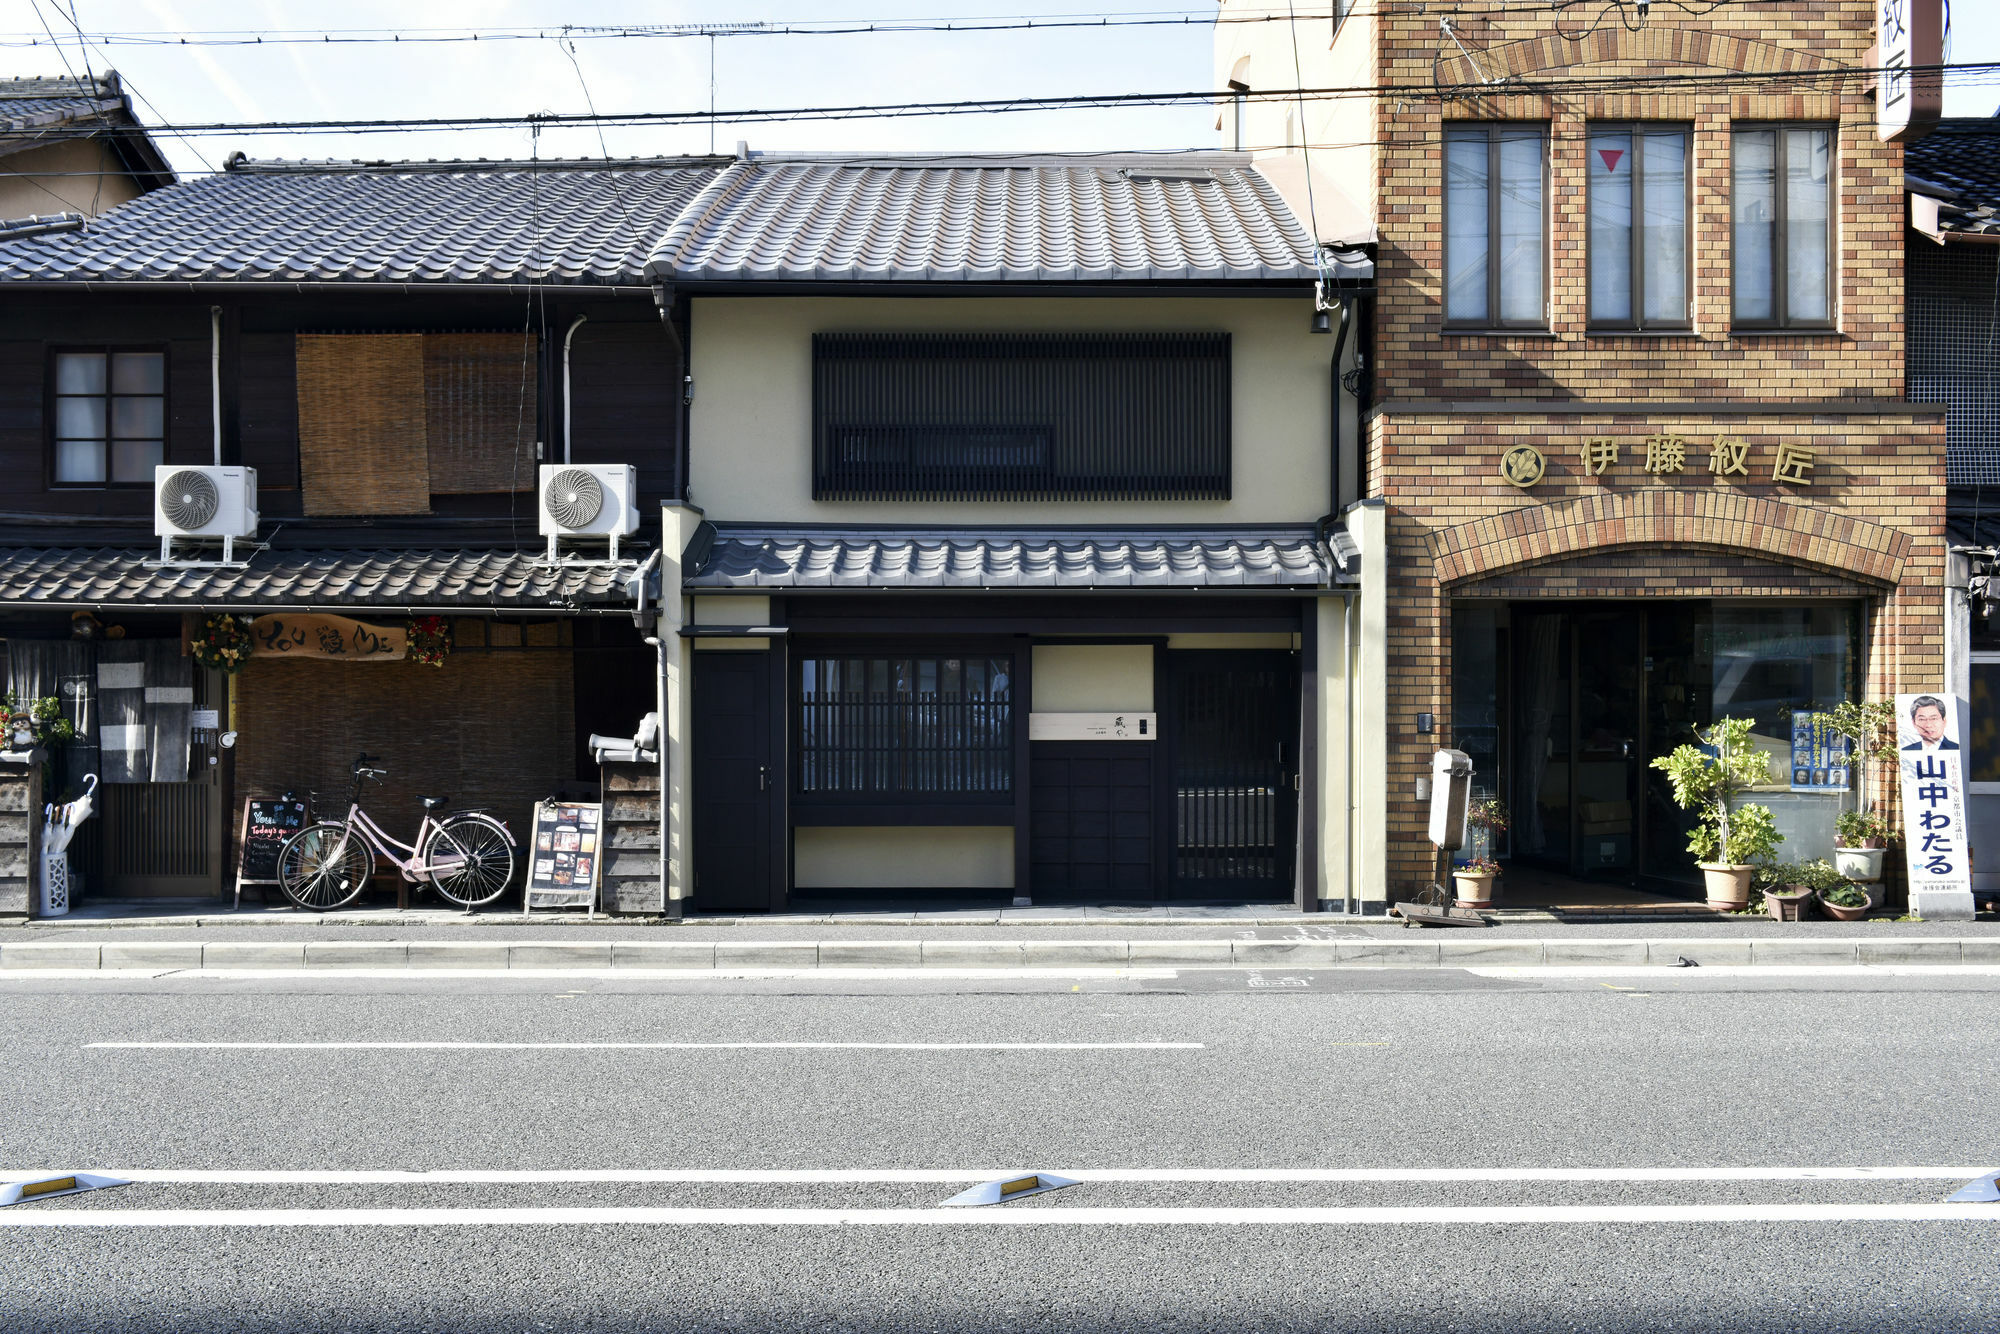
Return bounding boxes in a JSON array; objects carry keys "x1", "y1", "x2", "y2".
[{"x1": 419, "y1": 795, "x2": 450, "y2": 811}]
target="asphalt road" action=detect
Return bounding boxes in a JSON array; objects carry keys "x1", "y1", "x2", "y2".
[{"x1": 2, "y1": 966, "x2": 1997, "y2": 1332}]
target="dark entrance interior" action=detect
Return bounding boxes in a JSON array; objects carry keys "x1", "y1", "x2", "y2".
[{"x1": 692, "y1": 650, "x2": 780, "y2": 913}]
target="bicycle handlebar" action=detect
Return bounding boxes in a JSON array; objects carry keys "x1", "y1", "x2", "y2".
[{"x1": 352, "y1": 753, "x2": 387, "y2": 781}]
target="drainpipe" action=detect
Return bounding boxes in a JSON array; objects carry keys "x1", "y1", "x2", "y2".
[
  {"x1": 210, "y1": 306, "x2": 223, "y2": 466},
  {"x1": 1345, "y1": 587, "x2": 1358, "y2": 915},
  {"x1": 650, "y1": 282, "x2": 691, "y2": 499},
  {"x1": 561, "y1": 315, "x2": 588, "y2": 464}
]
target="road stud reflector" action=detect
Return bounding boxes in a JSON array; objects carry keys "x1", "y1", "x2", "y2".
[
  {"x1": 0, "y1": 1173, "x2": 131, "y2": 1208},
  {"x1": 941, "y1": 1173, "x2": 1080, "y2": 1208},
  {"x1": 1947, "y1": 1173, "x2": 2000, "y2": 1204}
]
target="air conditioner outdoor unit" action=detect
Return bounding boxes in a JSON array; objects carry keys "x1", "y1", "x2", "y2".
[
  {"x1": 539, "y1": 464, "x2": 640, "y2": 562},
  {"x1": 154, "y1": 465, "x2": 258, "y2": 565}
]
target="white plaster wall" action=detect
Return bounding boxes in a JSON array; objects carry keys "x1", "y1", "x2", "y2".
[
  {"x1": 1032, "y1": 645, "x2": 1154, "y2": 713},
  {"x1": 794, "y1": 826, "x2": 1014, "y2": 889},
  {"x1": 687, "y1": 296, "x2": 1330, "y2": 525}
]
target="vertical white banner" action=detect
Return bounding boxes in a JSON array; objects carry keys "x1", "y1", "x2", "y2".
[{"x1": 1894, "y1": 692, "x2": 1975, "y2": 920}]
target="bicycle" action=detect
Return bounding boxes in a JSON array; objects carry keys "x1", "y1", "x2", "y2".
[{"x1": 275, "y1": 753, "x2": 518, "y2": 911}]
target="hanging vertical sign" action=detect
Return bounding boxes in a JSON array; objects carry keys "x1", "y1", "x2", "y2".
[
  {"x1": 1876, "y1": 0, "x2": 1944, "y2": 143},
  {"x1": 1894, "y1": 692, "x2": 1974, "y2": 920}
]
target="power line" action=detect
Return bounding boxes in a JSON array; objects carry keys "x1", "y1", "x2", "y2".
[
  {"x1": 8, "y1": 61, "x2": 1988, "y2": 142},
  {"x1": 0, "y1": 1, "x2": 1746, "y2": 47}
]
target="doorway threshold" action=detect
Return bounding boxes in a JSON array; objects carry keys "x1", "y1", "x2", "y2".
[{"x1": 1489, "y1": 866, "x2": 1726, "y2": 920}]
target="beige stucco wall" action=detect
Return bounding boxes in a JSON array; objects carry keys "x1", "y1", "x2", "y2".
[
  {"x1": 687, "y1": 296, "x2": 1330, "y2": 525},
  {"x1": 794, "y1": 826, "x2": 1014, "y2": 889},
  {"x1": 690, "y1": 597, "x2": 771, "y2": 626},
  {"x1": 1164, "y1": 632, "x2": 1297, "y2": 650},
  {"x1": 1213, "y1": 1, "x2": 1377, "y2": 223},
  {"x1": 0, "y1": 139, "x2": 144, "y2": 219},
  {"x1": 1031, "y1": 645, "x2": 1153, "y2": 713}
]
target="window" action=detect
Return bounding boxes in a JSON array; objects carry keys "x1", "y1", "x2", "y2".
[
  {"x1": 1970, "y1": 655, "x2": 2000, "y2": 791},
  {"x1": 293, "y1": 332, "x2": 538, "y2": 516},
  {"x1": 1732, "y1": 125, "x2": 1834, "y2": 328},
  {"x1": 1444, "y1": 124, "x2": 1547, "y2": 327},
  {"x1": 813, "y1": 333, "x2": 1230, "y2": 501},
  {"x1": 1588, "y1": 125, "x2": 1690, "y2": 329},
  {"x1": 798, "y1": 654, "x2": 1013, "y2": 798},
  {"x1": 51, "y1": 349, "x2": 165, "y2": 485}
]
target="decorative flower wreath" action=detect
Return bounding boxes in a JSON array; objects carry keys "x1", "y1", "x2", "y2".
[
  {"x1": 190, "y1": 614, "x2": 253, "y2": 675},
  {"x1": 407, "y1": 616, "x2": 452, "y2": 668}
]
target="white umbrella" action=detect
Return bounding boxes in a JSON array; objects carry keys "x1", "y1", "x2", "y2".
[{"x1": 42, "y1": 773, "x2": 97, "y2": 855}]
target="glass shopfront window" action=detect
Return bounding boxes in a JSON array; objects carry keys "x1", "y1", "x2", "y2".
[{"x1": 1452, "y1": 599, "x2": 1860, "y2": 888}]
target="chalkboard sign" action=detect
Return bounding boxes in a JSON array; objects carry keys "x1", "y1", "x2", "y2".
[
  {"x1": 524, "y1": 800, "x2": 602, "y2": 917},
  {"x1": 235, "y1": 797, "x2": 309, "y2": 907}
]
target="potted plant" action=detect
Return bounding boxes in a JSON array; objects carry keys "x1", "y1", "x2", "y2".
[
  {"x1": 1452, "y1": 857, "x2": 1500, "y2": 909},
  {"x1": 1462, "y1": 797, "x2": 1509, "y2": 900},
  {"x1": 1652, "y1": 716, "x2": 1784, "y2": 911},
  {"x1": 1818, "y1": 878, "x2": 1873, "y2": 922},
  {"x1": 1760, "y1": 868, "x2": 1824, "y2": 920},
  {"x1": 1832, "y1": 807, "x2": 1889, "y2": 884}
]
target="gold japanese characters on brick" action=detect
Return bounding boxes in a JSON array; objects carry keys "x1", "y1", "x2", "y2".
[{"x1": 1498, "y1": 433, "x2": 1817, "y2": 488}]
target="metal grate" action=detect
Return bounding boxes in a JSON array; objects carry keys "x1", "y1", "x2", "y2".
[
  {"x1": 812, "y1": 332, "x2": 1230, "y2": 501},
  {"x1": 1908, "y1": 240, "x2": 2000, "y2": 486}
]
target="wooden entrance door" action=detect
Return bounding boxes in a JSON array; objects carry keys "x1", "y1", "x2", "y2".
[
  {"x1": 1029, "y1": 742, "x2": 1155, "y2": 901},
  {"x1": 1166, "y1": 650, "x2": 1299, "y2": 902},
  {"x1": 692, "y1": 651, "x2": 779, "y2": 913}
]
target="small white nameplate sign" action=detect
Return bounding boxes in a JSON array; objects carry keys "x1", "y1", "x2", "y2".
[{"x1": 1029, "y1": 712, "x2": 1157, "y2": 741}]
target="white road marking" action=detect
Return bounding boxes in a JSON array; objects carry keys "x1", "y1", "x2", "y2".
[
  {"x1": 1, "y1": 1204, "x2": 1995, "y2": 1228},
  {"x1": 3, "y1": 968, "x2": 1182, "y2": 982},
  {"x1": 8, "y1": 1167, "x2": 1989, "y2": 1185},
  {"x1": 1469, "y1": 966, "x2": 2000, "y2": 978},
  {"x1": 84, "y1": 1041, "x2": 1204, "y2": 1052}
]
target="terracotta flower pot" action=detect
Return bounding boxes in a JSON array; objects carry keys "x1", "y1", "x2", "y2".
[
  {"x1": 1699, "y1": 863, "x2": 1753, "y2": 911},
  {"x1": 1452, "y1": 870, "x2": 1496, "y2": 909},
  {"x1": 1833, "y1": 847, "x2": 1886, "y2": 883},
  {"x1": 1817, "y1": 888, "x2": 1872, "y2": 922}
]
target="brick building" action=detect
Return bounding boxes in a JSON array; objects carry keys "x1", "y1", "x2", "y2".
[{"x1": 1222, "y1": 0, "x2": 1947, "y2": 903}]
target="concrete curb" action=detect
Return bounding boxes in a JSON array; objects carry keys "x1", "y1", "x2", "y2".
[{"x1": 2, "y1": 938, "x2": 1996, "y2": 971}]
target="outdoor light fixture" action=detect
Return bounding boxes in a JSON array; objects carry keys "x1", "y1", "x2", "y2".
[
  {"x1": 1310, "y1": 307, "x2": 1332, "y2": 334},
  {"x1": 1417, "y1": 713, "x2": 1435, "y2": 734}
]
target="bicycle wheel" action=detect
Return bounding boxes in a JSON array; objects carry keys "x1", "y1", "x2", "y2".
[
  {"x1": 423, "y1": 814, "x2": 517, "y2": 908},
  {"x1": 276, "y1": 823, "x2": 373, "y2": 912}
]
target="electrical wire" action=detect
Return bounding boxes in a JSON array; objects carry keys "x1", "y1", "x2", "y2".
[{"x1": 8, "y1": 61, "x2": 1990, "y2": 143}]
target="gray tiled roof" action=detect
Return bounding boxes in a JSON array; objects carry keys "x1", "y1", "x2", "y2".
[
  {"x1": 1906, "y1": 119, "x2": 2000, "y2": 236},
  {"x1": 0, "y1": 74, "x2": 125, "y2": 134},
  {"x1": 685, "y1": 526, "x2": 1353, "y2": 590},
  {"x1": 648, "y1": 154, "x2": 1329, "y2": 283},
  {"x1": 0, "y1": 157, "x2": 727, "y2": 285},
  {"x1": 0, "y1": 548, "x2": 639, "y2": 610}
]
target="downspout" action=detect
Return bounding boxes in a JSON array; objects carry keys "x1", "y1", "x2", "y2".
[
  {"x1": 561, "y1": 314, "x2": 588, "y2": 464},
  {"x1": 650, "y1": 282, "x2": 690, "y2": 499},
  {"x1": 1345, "y1": 587, "x2": 1358, "y2": 915},
  {"x1": 210, "y1": 306, "x2": 223, "y2": 465}
]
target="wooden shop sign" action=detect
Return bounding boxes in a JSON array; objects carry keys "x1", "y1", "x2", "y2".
[{"x1": 250, "y1": 613, "x2": 406, "y2": 661}]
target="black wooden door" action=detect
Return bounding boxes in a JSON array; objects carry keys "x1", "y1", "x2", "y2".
[
  {"x1": 693, "y1": 651, "x2": 777, "y2": 913},
  {"x1": 1167, "y1": 650, "x2": 1299, "y2": 902},
  {"x1": 1030, "y1": 741, "x2": 1155, "y2": 902}
]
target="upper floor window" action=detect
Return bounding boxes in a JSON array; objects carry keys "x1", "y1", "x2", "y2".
[
  {"x1": 52, "y1": 349, "x2": 164, "y2": 485},
  {"x1": 812, "y1": 332, "x2": 1230, "y2": 502},
  {"x1": 1732, "y1": 125, "x2": 1834, "y2": 328},
  {"x1": 1588, "y1": 125, "x2": 1690, "y2": 330},
  {"x1": 1444, "y1": 124, "x2": 1547, "y2": 328}
]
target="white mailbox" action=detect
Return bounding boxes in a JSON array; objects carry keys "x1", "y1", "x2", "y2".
[{"x1": 1427, "y1": 749, "x2": 1474, "y2": 852}]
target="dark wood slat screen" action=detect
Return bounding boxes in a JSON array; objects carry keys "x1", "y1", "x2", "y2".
[
  {"x1": 424, "y1": 332, "x2": 538, "y2": 495},
  {"x1": 813, "y1": 332, "x2": 1230, "y2": 501},
  {"x1": 798, "y1": 655, "x2": 1013, "y2": 798},
  {"x1": 295, "y1": 334, "x2": 431, "y2": 515}
]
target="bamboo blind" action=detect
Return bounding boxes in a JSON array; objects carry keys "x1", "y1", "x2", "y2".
[
  {"x1": 424, "y1": 333, "x2": 538, "y2": 494},
  {"x1": 295, "y1": 334, "x2": 432, "y2": 516}
]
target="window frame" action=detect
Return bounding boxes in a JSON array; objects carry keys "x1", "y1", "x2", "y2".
[
  {"x1": 1442, "y1": 122, "x2": 1550, "y2": 332},
  {"x1": 792, "y1": 643, "x2": 1019, "y2": 810},
  {"x1": 1585, "y1": 121, "x2": 1693, "y2": 332},
  {"x1": 1730, "y1": 122, "x2": 1837, "y2": 332},
  {"x1": 46, "y1": 345, "x2": 169, "y2": 489},
  {"x1": 1969, "y1": 650, "x2": 2000, "y2": 795}
]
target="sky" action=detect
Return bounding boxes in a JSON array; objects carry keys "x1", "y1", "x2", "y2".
[{"x1": 2, "y1": 1, "x2": 1996, "y2": 179}]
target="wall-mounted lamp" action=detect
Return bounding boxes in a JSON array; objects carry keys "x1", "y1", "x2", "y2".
[{"x1": 1416, "y1": 712, "x2": 1435, "y2": 735}]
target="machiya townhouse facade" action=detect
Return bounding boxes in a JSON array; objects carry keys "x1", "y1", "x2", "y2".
[
  {"x1": 1220, "y1": 0, "x2": 1951, "y2": 904},
  {"x1": 0, "y1": 146, "x2": 1384, "y2": 916}
]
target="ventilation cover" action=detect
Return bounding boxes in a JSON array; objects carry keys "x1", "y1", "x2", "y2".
[
  {"x1": 159, "y1": 470, "x2": 219, "y2": 529},
  {"x1": 545, "y1": 468, "x2": 605, "y2": 531}
]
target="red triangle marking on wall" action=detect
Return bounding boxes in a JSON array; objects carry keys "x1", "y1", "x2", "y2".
[{"x1": 1597, "y1": 149, "x2": 1625, "y2": 172}]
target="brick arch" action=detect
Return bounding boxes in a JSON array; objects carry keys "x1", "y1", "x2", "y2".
[
  {"x1": 1439, "y1": 27, "x2": 1845, "y2": 86},
  {"x1": 1426, "y1": 490, "x2": 1910, "y2": 587}
]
